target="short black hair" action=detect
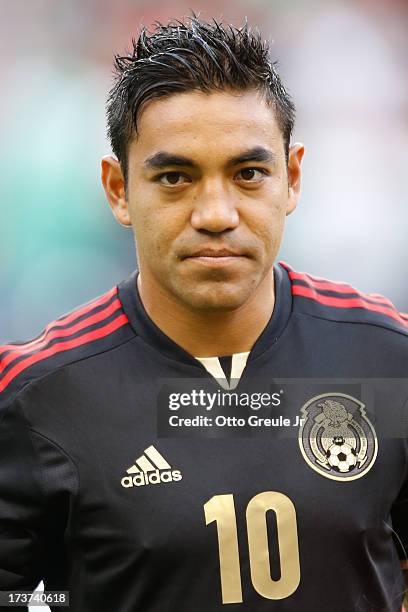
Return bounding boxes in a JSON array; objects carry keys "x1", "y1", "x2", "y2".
[{"x1": 106, "y1": 15, "x2": 296, "y2": 189}]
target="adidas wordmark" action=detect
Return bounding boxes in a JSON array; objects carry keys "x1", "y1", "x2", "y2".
[{"x1": 121, "y1": 445, "x2": 183, "y2": 488}]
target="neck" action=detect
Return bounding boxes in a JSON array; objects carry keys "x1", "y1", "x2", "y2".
[{"x1": 136, "y1": 268, "x2": 275, "y2": 358}]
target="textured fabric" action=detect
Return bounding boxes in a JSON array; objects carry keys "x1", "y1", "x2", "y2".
[{"x1": 0, "y1": 262, "x2": 407, "y2": 611}]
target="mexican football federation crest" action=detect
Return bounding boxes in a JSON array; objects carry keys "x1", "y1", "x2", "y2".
[{"x1": 298, "y1": 393, "x2": 378, "y2": 482}]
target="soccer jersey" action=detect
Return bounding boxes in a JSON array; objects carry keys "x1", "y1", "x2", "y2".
[{"x1": 1, "y1": 262, "x2": 408, "y2": 611}]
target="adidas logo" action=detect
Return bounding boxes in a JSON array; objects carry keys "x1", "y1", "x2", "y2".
[{"x1": 121, "y1": 445, "x2": 183, "y2": 488}]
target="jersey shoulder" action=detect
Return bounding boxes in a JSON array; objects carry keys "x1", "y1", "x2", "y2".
[
  {"x1": 280, "y1": 261, "x2": 408, "y2": 337},
  {"x1": 0, "y1": 284, "x2": 135, "y2": 408}
]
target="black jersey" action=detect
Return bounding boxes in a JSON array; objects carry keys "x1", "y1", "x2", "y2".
[{"x1": 1, "y1": 262, "x2": 408, "y2": 611}]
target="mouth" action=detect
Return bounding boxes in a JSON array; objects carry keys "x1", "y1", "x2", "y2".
[
  {"x1": 186, "y1": 255, "x2": 244, "y2": 266},
  {"x1": 181, "y1": 248, "x2": 247, "y2": 267}
]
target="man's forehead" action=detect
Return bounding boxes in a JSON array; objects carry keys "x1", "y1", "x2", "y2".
[
  {"x1": 135, "y1": 89, "x2": 280, "y2": 136},
  {"x1": 130, "y1": 90, "x2": 283, "y2": 160}
]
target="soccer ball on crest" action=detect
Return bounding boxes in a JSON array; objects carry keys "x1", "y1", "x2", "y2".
[{"x1": 326, "y1": 437, "x2": 357, "y2": 473}]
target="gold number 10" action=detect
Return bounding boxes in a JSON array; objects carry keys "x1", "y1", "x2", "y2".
[{"x1": 204, "y1": 491, "x2": 300, "y2": 604}]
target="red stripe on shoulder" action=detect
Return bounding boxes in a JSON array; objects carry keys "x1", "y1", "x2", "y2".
[
  {"x1": 0, "y1": 297, "x2": 123, "y2": 375},
  {"x1": 0, "y1": 286, "x2": 117, "y2": 358},
  {"x1": 291, "y1": 285, "x2": 407, "y2": 326},
  {"x1": 279, "y1": 261, "x2": 408, "y2": 329},
  {"x1": 0, "y1": 312, "x2": 129, "y2": 393},
  {"x1": 289, "y1": 270, "x2": 395, "y2": 308}
]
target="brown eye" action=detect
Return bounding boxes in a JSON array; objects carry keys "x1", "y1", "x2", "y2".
[
  {"x1": 241, "y1": 168, "x2": 256, "y2": 181},
  {"x1": 162, "y1": 172, "x2": 181, "y2": 185},
  {"x1": 236, "y1": 168, "x2": 265, "y2": 182},
  {"x1": 158, "y1": 172, "x2": 191, "y2": 186}
]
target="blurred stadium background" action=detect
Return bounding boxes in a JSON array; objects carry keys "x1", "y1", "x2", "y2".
[
  {"x1": 0, "y1": 2, "x2": 407, "y2": 608},
  {"x1": 1, "y1": 0, "x2": 407, "y2": 346}
]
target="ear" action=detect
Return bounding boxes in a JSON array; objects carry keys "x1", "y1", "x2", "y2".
[
  {"x1": 286, "y1": 143, "x2": 305, "y2": 216},
  {"x1": 101, "y1": 155, "x2": 132, "y2": 227}
]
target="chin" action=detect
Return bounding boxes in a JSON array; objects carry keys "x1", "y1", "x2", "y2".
[{"x1": 176, "y1": 281, "x2": 252, "y2": 312}]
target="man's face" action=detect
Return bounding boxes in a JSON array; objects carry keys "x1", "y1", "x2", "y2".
[{"x1": 106, "y1": 89, "x2": 303, "y2": 311}]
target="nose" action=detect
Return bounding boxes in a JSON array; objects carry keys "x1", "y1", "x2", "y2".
[{"x1": 190, "y1": 179, "x2": 239, "y2": 233}]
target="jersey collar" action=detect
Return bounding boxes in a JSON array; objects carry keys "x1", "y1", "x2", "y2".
[{"x1": 117, "y1": 262, "x2": 292, "y2": 367}]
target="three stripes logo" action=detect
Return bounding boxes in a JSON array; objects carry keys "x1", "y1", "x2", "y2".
[
  {"x1": 0, "y1": 286, "x2": 129, "y2": 394},
  {"x1": 279, "y1": 261, "x2": 408, "y2": 330},
  {"x1": 121, "y1": 445, "x2": 183, "y2": 488}
]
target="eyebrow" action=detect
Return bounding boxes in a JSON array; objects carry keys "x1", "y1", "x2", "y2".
[{"x1": 143, "y1": 146, "x2": 277, "y2": 170}]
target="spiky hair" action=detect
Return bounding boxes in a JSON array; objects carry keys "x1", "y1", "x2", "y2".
[{"x1": 106, "y1": 15, "x2": 296, "y2": 186}]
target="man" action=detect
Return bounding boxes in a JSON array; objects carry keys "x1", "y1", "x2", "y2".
[{"x1": 1, "y1": 15, "x2": 407, "y2": 612}]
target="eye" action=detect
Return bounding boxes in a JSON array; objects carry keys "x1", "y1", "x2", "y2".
[
  {"x1": 157, "y1": 172, "x2": 191, "y2": 186},
  {"x1": 236, "y1": 168, "x2": 267, "y2": 182}
]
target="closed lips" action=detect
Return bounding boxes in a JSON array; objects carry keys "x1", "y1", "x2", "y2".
[{"x1": 184, "y1": 249, "x2": 244, "y2": 258}]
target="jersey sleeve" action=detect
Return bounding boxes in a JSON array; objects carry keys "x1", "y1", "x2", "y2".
[
  {"x1": 392, "y1": 475, "x2": 408, "y2": 561},
  {"x1": 390, "y1": 396, "x2": 408, "y2": 562},
  {"x1": 0, "y1": 397, "x2": 77, "y2": 610}
]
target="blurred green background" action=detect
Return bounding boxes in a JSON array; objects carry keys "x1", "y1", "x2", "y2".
[{"x1": 1, "y1": 0, "x2": 408, "y2": 343}]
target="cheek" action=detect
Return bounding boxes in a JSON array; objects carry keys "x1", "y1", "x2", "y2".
[
  {"x1": 259, "y1": 219, "x2": 285, "y2": 254},
  {"x1": 129, "y1": 199, "x2": 184, "y2": 259},
  {"x1": 128, "y1": 200, "x2": 158, "y2": 254},
  {"x1": 245, "y1": 198, "x2": 286, "y2": 242}
]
